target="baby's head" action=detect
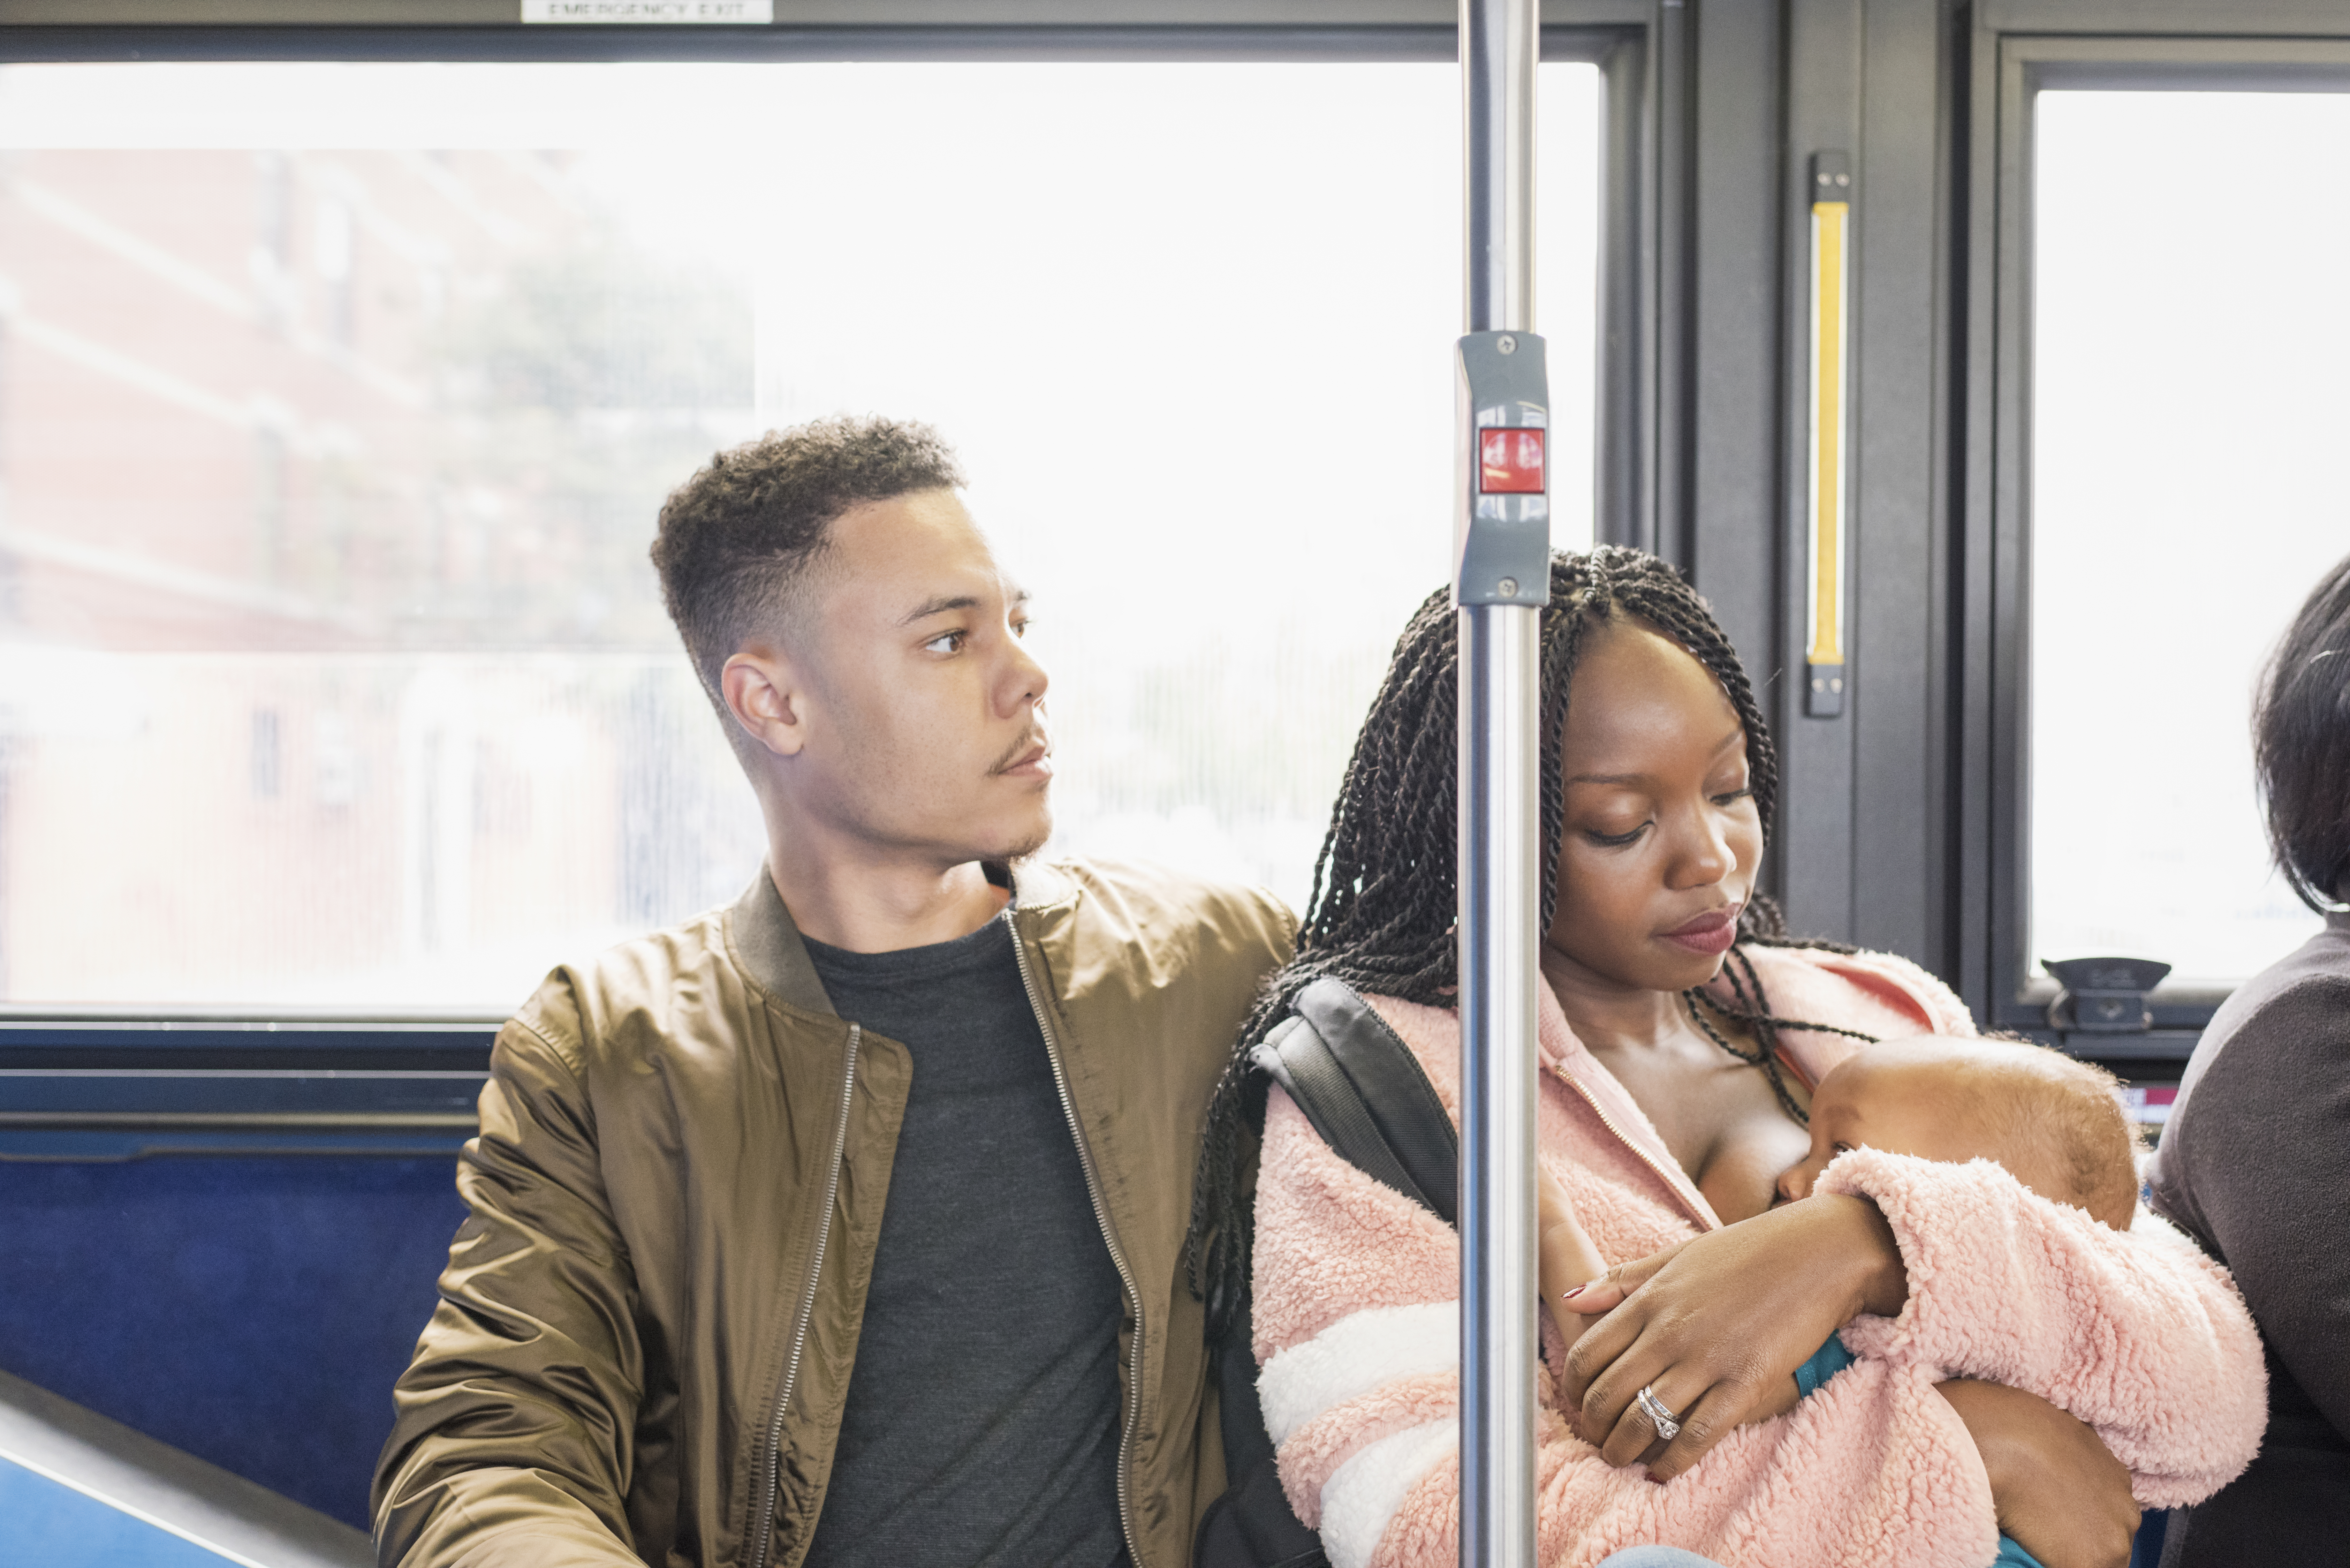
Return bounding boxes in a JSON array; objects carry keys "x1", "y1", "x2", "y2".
[{"x1": 1775, "y1": 1035, "x2": 2140, "y2": 1229}]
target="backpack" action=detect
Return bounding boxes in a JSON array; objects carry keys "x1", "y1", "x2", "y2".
[{"x1": 1191, "y1": 977, "x2": 1460, "y2": 1568}]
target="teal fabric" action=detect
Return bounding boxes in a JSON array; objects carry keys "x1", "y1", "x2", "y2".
[
  {"x1": 1794, "y1": 1332, "x2": 1861, "y2": 1397},
  {"x1": 1792, "y1": 1334, "x2": 2047, "y2": 1568}
]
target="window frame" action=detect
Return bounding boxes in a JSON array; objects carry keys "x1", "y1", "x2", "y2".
[
  {"x1": 0, "y1": 3, "x2": 1661, "y2": 1147},
  {"x1": 1960, "y1": 16, "x2": 2350, "y2": 1059}
]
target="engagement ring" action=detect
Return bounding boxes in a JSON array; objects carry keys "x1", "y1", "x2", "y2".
[{"x1": 1634, "y1": 1384, "x2": 1683, "y2": 1444}]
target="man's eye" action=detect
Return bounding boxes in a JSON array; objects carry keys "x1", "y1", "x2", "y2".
[
  {"x1": 1582, "y1": 823, "x2": 1648, "y2": 848},
  {"x1": 923, "y1": 630, "x2": 966, "y2": 654},
  {"x1": 1010, "y1": 618, "x2": 1031, "y2": 640}
]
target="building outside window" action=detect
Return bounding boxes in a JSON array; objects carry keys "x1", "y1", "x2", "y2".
[{"x1": 0, "y1": 59, "x2": 1601, "y2": 1012}]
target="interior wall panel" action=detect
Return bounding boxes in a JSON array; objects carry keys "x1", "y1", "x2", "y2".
[
  {"x1": 1846, "y1": 0, "x2": 1952, "y2": 971},
  {"x1": 1773, "y1": 0, "x2": 1863, "y2": 944},
  {"x1": 1684, "y1": 0, "x2": 1784, "y2": 792}
]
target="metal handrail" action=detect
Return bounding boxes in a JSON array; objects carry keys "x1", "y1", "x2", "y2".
[{"x1": 1456, "y1": 1, "x2": 1545, "y2": 1564}]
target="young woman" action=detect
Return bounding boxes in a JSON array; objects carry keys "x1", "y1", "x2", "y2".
[{"x1": 1188, "y1": 547, "x2": 2265, "y2": 1568}]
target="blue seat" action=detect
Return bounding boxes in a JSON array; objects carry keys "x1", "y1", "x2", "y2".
[{"x1": 0, "y1": 1154, "x2": 463, "y2": 1531}]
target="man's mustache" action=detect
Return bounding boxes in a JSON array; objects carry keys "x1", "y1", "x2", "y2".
[{"x1": 987, "y1": 729, "x2": 1053, "y2": 776}]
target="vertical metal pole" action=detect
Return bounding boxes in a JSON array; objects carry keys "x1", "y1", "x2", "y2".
[
  {"x1": 1457, "y1": 3, "x2": 1543, "y2": 1568},
  {"x1": 1463, "y1": 0, "x2": 1537, "y2": 332},
  {"x1": 1455, "y1": 607, "x2": 1540, "y2": 1568}
]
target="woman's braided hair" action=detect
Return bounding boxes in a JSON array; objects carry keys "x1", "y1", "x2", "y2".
[{"x1": 1186, "y1": 544, "x2": 1862, "y2": 1327}]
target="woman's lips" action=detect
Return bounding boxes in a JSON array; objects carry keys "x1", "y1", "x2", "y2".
[{"x1": 1658, "y1": 907, "x2": 1739, "y2": 956}]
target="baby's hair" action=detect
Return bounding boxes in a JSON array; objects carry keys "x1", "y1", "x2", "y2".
[
  {"x1": 1982, "y1": 1047, "x2": 2141, "y2": 1229},
  {"x1": 1892, "y1": 1036, "x2": 2141, "y2": 1229}
]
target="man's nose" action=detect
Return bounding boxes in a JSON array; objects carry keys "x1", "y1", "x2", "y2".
[{"x1": 1002, "y1": 634, "x2": 1050, "y2": 714}]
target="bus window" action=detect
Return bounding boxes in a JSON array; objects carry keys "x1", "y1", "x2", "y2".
[
  {"x1": 0, "y1": 58, "x2": 1600, "y2": 1012},
  {"x1": 2029, "y1": 88, "x2": 2345, "y2": 988}
]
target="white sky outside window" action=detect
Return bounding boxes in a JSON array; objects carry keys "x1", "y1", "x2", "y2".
[
  {"x1": 2032, "y1": 90, "x2": 2348, "y2": 987},
  {"x1": 0, "y1": 60, "x2": 1600, "y2": 1010}
]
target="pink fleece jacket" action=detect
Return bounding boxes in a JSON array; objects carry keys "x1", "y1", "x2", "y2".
[{"x1": 1249, "y1": 945, "x2": 2266, "y2": 1568}]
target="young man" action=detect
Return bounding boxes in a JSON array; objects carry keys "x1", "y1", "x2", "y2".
[{"x1": 373, "y1": 417, "x2": 1292, "y2": 1568}]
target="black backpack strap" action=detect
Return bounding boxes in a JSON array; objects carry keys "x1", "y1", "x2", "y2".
[
  {"x1": 1250, "y1": 1015, "x2": 1430, "y2": 1212},
  {"x1": 1293, "y1": 978, "x2": 1459, "y2": 1225},
  {"x1": 1249, "y1": 976, "x2": 1459, "y2": 1226}
]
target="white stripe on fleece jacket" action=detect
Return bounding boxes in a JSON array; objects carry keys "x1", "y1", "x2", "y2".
[{"x1": 1248, "y1": 944, "x2": 2266, "y2": 1568}]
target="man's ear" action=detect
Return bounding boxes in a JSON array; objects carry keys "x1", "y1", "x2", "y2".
[{"x1": 721, "y1": 648, "x2": 811, "y2": 758}]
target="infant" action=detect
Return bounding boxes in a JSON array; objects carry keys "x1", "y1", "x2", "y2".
[
  {"x1": 1536, "y1": 1036, "x2": 2142, "y2": 1568},
  {"x1": 1769, "y1": 1033, "x2": 2139, "y2": 1227},
  {"x1": 1538, "y1": 1033, "x2": 2141, "y2": 1338}
]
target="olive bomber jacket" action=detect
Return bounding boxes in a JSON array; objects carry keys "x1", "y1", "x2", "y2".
[{"x1": 373, "y1": 858, "x2": 1294, "y2": 1568}]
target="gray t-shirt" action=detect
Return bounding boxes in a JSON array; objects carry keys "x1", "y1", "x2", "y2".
[{"x1": 799, "y1": 912, "x2": 1129, "y2": 1568}]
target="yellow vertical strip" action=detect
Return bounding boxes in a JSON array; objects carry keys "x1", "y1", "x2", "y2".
[{"x1": 1810, "y1": 199, "x2": 1847, "y2": 666}]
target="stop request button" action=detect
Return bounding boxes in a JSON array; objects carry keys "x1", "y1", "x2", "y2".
[{"x1": 1477, "y1": 427, "x2": 1546, "y2": 494}]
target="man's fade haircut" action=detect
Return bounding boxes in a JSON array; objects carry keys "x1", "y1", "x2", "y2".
[{"x1": 649, "y1": 415, "x2": 967, "y2": 721}]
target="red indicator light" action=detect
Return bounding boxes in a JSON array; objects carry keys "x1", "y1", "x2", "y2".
[{"x1": 1479, "y1": 428, "x2": 1546, "y2": 494}]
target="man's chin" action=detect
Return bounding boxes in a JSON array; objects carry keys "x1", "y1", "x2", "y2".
[{"x1": 980, "y1": 807, "x2": 1053, "y2": 867}]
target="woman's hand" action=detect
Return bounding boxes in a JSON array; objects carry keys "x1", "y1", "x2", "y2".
[
  {"x1": 1559, "y1": 1193, "x2": 1907, "y2": 1480},
  {"x1": 1936, "y1": 1380, "x2": 2139, "y2": 1568}
]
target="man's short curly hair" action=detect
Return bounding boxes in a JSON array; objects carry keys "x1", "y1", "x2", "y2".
[{"x1": 650, "y1": 415, "x2": 966, "y2": 710}]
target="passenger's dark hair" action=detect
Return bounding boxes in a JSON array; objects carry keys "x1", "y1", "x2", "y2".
[
  {"x1": 1186, "y1": 545, "x2": 1856, "y2": 1325},
  {"x1": 2255, "y1": 551, "x2": 2350, "y2": 913},
  {"x1": 650, "y1": 415, "x2": 965, "y2": 716}
]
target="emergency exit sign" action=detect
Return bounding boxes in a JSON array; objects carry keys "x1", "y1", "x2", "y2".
[{"x1": 522, "y1": 0, "x2": 772, "y2": 20}]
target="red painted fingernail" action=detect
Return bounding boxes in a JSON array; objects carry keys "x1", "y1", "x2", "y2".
[
  {"x1": 1646, "y1": 1474, "x2": 1667, "y2": 1486},
  {"x1": 1561, "y1": 1285, "x2": 1587, "y2": 1300}
]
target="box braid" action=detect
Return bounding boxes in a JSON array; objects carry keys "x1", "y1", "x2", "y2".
[{"x1": 1187, "y1": 545, "x2": 1875, "y2": 1328}]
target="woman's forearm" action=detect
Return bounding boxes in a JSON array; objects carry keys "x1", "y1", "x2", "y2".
[
  {"x1": 1935, "y1": 1379, "x2": 2140, "y2": 1568},
  {"x1": 1817, "y1": 1147, "x2": 2267, "y2": 1505},
  {"x1": 1535, "y1": 1164, "x2": 1611, "y2": 1345}
]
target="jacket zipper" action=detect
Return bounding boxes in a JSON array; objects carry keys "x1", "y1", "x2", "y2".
[
  {"x1": 749, "y1": 1021, "x2": 863, "y2": 1568},
  {"x1": 1546, "y1": 1061, "x2": 1719, "y2": 1233},
  {"x1": 1004, "y1": 908, "x2": 1144, "y2": 1567}
]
